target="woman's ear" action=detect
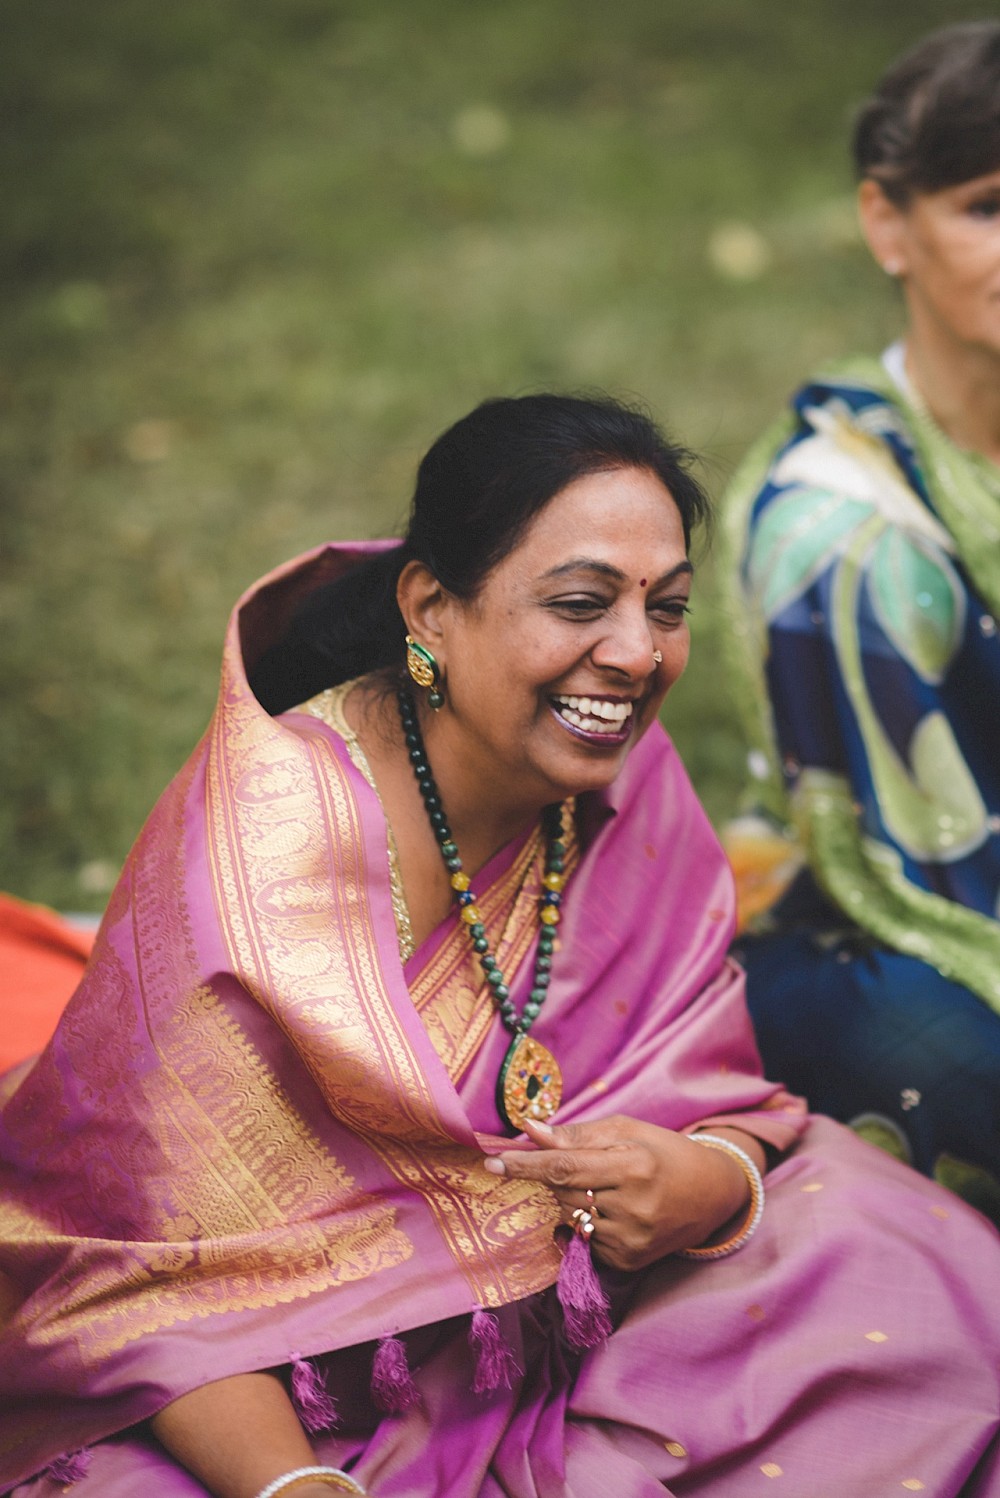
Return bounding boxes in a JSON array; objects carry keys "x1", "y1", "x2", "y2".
[
  {"x1": 397, "y1": 560, "x2": 449, "y2": 657},
  {"x1": 857, "y1": 179, "x2": 909, "y2": 278}
]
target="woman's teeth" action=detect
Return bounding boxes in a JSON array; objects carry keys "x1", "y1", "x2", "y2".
[{"x1": 552, "y1": 695, "x2": 634, "y2": 734}]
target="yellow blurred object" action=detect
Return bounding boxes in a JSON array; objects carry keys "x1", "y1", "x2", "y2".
[{"x1": 722, "y1": 816, "x2": 804, "y2": 934}]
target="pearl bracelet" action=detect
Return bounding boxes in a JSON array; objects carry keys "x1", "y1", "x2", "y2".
[
  {"x1": 675, "y1": 1133, "x2": 765, "y2": 1260},
  {"x1": 253, "y1": 1466, "x2": 367, "y2": 1498}
]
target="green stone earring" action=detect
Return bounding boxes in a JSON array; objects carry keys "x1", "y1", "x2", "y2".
[{"x1": 405, "y1": 635, "x2": 445, "y2": 709}]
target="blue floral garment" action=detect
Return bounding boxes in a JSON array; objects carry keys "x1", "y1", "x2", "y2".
[
  {"x1": 726, "y1": 361, "x2": 1000, "y2": 1196},
  {"x1": 748, "y1": 375, "x2": 1000, "y2": 929}
]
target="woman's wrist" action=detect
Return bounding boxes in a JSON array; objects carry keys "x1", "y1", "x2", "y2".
[
  {"x1": 691, "y1": 1125, "x2": 767, "y2": 1175},
  {"x1": 253, "y1": 1468, "x2": 367, "y2": 1498},
  {"x1": 677, "y1": 1132, "x2": 766, "y2": 1260},
  {"x1": 265, "y1": 1486, "x2": 357, "y2": 1498},
  {"x1": 150, "y1": 1372, "x2": 340, "y2": 1498}
]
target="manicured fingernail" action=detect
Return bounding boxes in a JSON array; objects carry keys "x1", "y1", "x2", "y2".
[
  {"x1": 528, "y1": 1121, "x2": 554, "y2": 1138},
  {"x1": 483, "y1": 1156, "x2": 506, "y2": 1175}
]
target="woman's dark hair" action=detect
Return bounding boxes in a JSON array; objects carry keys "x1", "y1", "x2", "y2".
[
  {"x1": 250, "y1": 393, "x2": 710, "y2": 713},
  {"x1": 853, "y1": 21, "x2": 1000, "y2": 204}
]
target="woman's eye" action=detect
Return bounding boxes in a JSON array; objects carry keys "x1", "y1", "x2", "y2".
[
  {"x1": 548, "y1": 596, "x2": 608, "y2": 616},
  {"x1": 651, "y1": 600, "x2": 691, "y2": 626},
  {"x1": 966, "y1": 195, "x2": 1000, "y2": 219}
]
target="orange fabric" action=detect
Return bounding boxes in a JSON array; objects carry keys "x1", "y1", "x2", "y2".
[
  {"x1": 0, "y1": 894, "x2": 94, "y2": 1070},
  {"x1": 721, "y1": 818, "x2": 804, "y2": 935}
]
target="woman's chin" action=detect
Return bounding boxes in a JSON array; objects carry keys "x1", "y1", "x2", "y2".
[{"x1": 530, "y1": 712, "x2": 639, "y2": 801}]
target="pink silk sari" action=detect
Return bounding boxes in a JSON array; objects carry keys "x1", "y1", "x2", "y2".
[{"x1": 2, "y1": 543, "x2": 1000, "y2": 1497}]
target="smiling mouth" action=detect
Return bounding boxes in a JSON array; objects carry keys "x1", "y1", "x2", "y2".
[{"x1": 551, "y1": 694, "x2": 635, "y2": 736}]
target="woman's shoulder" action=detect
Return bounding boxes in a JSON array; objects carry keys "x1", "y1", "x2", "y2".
[
  {"x1": 729, "y1": 357, "x2": 946, "y2": 565},
  {"x1": 288, "y1": 680, "x2": 356, "y2": 740},
  {"x1": 736, "y1": 357, "x2": 915, "y2": 496},
  {"x1": 281, "y1": 677, "x2": 390, "y2": 800}
]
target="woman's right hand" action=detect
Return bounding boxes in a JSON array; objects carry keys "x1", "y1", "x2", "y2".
[{"x1": 484, "y1": 1115, "x2": 760, "y2": 1271}]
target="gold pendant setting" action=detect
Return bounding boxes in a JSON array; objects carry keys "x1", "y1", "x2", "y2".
[{"x1": 497, "y1": 1033, "x2": 563, "y2": 1132}]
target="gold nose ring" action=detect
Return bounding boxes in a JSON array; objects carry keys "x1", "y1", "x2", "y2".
[{"x1": 653, "y1": 650, "x2": 663, "y2": 664}]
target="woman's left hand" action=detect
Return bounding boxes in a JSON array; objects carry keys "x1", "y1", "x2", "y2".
[{"x1": 483, "y1": 1115, "x2": 759, "y2": 1271}]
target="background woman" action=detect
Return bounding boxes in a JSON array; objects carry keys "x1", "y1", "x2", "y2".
[
  {"x1": 3, "y1": 395, "x2": 999, "y2": 1497},
  {"x1": 726, "y1": 22, "x2": 1000, "y2": 1210}
]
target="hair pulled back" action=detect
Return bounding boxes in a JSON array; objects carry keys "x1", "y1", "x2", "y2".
[
  {"x1": 406, "y1": 393, "x2": 708, "y2": 596},
  {"x1": 250, "y1": 394, "x2": 709, "y2": 713},
  {"x1": 853, "y1": 21, "x2": 1000, "y2": 204}
]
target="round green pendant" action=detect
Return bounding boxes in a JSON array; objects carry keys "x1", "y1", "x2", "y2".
[{"x1": 496, "y1": 1033, "x2": 563, "y2": 1132}]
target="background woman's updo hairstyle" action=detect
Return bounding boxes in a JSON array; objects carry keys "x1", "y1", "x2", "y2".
[
  {"x1": 852, "y1": 20, "x2": 1000, "y2": 203},
  {"x1": 251, "y1": 393, "x2": 710, "y2": 714}
]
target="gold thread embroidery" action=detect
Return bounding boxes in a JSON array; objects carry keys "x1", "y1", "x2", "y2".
[
  {"x1": 409, "y1": 807, "x2": 579, "y2": 1084},
  {"x1": 410, "y1": 831, "x2": 543, "y2": 1080},
  {"x1": 300, "y1": 682, "x2": 415, "y2": 962},
  {"x1": 207, "y1": 676, "x2": 561, "y2": 1307},
  {"x1": 6, "y1": 747, "x2": 410, "y2": 1364}
]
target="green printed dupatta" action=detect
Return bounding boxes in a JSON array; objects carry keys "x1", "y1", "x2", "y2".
[{"x1": 722, "y1": 355, "x2": 1000, "y2": 1014}]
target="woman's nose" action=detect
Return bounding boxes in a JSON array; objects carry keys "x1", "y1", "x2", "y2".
[{"x1": 590, "y1": 607, "x2": 656, "y2": 677}]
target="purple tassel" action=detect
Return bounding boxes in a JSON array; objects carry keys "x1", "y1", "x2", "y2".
[
  {"x1": 289, "y1": 1352, "x2": 339, "y2": 1434},
  {"x1": 44, "y1": 1448, "x2": 93, "y2": 1485},
  {"x1": 557, "y1": 1230, "x2": 612, "y2": 1350},
  {"x1": 370, "y1": 1333, "x2": 420, "y2": 1413},
  {"x1": 469, "y1": 1308, "x2": 521, "y2": 1394}
]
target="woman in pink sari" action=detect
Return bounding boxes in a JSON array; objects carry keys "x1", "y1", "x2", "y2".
[{"x1": 1, "y1": 395, "x2": 999, "y2": 1498}]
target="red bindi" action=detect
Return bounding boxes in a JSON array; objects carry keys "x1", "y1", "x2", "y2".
[{"x1": 639, "y1": 578, "x2": 647, "y2": 588}]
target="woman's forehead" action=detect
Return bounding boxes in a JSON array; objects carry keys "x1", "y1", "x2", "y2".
[{"x1": 510, "y1": 468, "x2": 687, "y2": 567}]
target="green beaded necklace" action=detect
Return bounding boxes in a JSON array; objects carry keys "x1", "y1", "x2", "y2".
[{"x1": 397, "y1": 688, "x2": 567, "y2": 1133}]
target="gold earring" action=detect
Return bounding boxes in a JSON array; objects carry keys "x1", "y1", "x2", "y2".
[
  {"x1": 405, "y1": 635, "x2": 445, "y2": 709},
  {"x1": 653, "y1": 650, "x2": 663, "y2": 664}
]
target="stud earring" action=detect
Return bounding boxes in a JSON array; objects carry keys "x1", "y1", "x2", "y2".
[{"x1": 405, "y1": 635, "x2": 445, "y2": 709}]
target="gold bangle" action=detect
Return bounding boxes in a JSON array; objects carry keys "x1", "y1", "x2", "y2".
[{"x1": 675, "y1": 1133, "x2": 765, "y2": 1261}]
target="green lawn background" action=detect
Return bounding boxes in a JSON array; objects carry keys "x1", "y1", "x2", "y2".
[{"x1": 1, "y1": 0, "x2": 975, "y2": 909}]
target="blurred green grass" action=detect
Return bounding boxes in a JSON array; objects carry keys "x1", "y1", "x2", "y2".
[{"x1": 1, "y1": 0, "x2": 973, "y2": 908}]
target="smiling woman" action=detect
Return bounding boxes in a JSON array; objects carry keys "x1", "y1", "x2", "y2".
[
  {"x1": 388, "y1": 466, "x2": 693, "y2": 839},
  {"x1": 2, "y1": 394, "x2": 1000, "y2": 1497}
]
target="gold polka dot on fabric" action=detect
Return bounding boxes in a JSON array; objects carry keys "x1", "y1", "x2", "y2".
[
  {"x1": 760, "y1": 1463, "x2": 783, "y2": 1478},
  {"x1": 664, "y1": 1441, "x2": 688, "y2": 1458},
  {"x1": 644, "y1": 843, "x2": 657, "y2": 860},
  {"x1": 930, "y1": 1206, "x2": 950, "y2": 1220},
  {"x1": 865, "y1": 1331, "x2": 888, "y2": 1343},
  {"x1": 746, "y1": 1303, "x2": 766, "y2": 1321},
  {"x1": 590, "y1": 1079, "x2": 608, "y2": 1094},
  {"x1": 901, "y1": 1481, "x2": 926, "y2": 1491},
  {"x1": 801, "y1": 1182, "x2": 824, "y2": 1193},
  {"x1": 707, "y1": 908, "x2": 725, "y2": 922}
]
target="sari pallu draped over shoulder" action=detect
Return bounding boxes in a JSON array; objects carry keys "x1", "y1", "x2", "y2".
[{"x1": 0, "y1": 543, "x2": 803, "y2": 1492}]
